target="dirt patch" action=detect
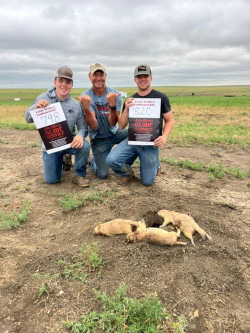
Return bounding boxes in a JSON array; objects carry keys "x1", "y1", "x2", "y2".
[{"x1": 0, "y1": 128, "x2": 249, "y2": 333}]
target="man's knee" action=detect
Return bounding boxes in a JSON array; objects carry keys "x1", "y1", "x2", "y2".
[
  {"x1": 106, "y1": 154, "x2": 114, "y2": 167},
  {"x1": 78, "y1": 141, "x2": 90, "y2": 156},
  {"x1": 141, "y1": 178, "x2": 155, "y2": 186},
  {"x1": 96, "y1": 170, "x2": 109, "y2": 179}
]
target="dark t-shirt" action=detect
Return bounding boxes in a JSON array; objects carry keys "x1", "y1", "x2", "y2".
[
  {"x1": 122, "y1": 89, "x2": 171, "y2": 135},
  {"x1": 128, "y1": 89, "x2": 171, "y2": 114}
]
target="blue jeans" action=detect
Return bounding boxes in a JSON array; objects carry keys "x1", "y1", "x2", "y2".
[
  {"x1": 106, "y1": 138, "x2": 159, "y2": 186},
  {"x1": 90, "y1": 129, "x2": 128, "y2": 179},
  {"x1": 42, "y1": 140, "x2": 90, "y2": 184}
]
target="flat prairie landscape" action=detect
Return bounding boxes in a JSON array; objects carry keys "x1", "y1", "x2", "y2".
[{"x1": 0, "y1": 87, "x2": 249, "y2": 332}]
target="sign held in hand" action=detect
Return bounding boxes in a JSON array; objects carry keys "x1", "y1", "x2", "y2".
[
  {"x1": 29, "y1": 102, "x2": 73, "y2": 154},
  {"x1": 128, "y1": 98, "x2": 161, "y2": 145}
]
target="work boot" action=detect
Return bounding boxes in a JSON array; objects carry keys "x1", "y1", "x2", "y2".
[
  {"x1": 72, "y1": 176, "x2": 89, "y2": 187},
  {"x1": 63, "y1": 154, "x2": 73, "y2": 171},
  {"x1": 117, "y1": 169, "x2": 135, "y2": 186}
]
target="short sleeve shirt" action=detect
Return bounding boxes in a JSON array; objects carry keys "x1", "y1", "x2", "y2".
[
  {"x1": 123, "y1": 89, "x2": 171, "y2": 135},
  {"x1": 81, "y1": 86, "x2": 122, "y2": 140}
]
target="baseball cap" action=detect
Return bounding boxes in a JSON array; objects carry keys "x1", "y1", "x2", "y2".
[
  {"x1": 89, "y1": 62, "x2": 106, "y2": 74},
  {"x1": 55, "y1": 66, "x2": 73, "y2": 81},
  {"x1": 134, "y1": 64, "x2": 152, "y2": 77}
]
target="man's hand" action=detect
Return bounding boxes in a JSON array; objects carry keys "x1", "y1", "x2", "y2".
[
  {"x1": 35, "y1": 99, "x2": 49, "y2": 108},
  {"x1": 77, "y1": 95, "x2": 91, "y2": 111},
  {"x1": 71, "y1": 135, "x2": 83, "y2": 149},
  {"x1": 107, "y1": 92, "x2": 120, "y2": 108},
  {"x1": 154, "y1": 135, "x2": 167, "y2": 148},
  {"x1": 124, "y1": 97, "x2": 134, "y2": 112}
]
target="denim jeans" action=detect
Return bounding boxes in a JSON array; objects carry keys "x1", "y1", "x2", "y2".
[
  {"x1": 90, "y1": 129, "x2": 128, "y2": 179},
  {"x1": 42, "y1": 140, "x2": 90, "y2": 184},
  {"x1": 106, "y1": 138, "x2": 159, "y2": 186}
]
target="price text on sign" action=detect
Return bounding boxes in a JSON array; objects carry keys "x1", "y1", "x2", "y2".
[
  {"x1": 30, "y1": 103, "x2": 66, "y2": 129},
  {"x1": 129, "y1": 98, "x2": 161, "y2": 119},
  {"x1": 40, "y1": 111, "x2": 60, "y2": 126},
  {"x1": 29, "y1": 102, "x2": 73, "y2": 154}
]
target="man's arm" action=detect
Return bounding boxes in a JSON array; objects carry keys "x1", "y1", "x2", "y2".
[
  {"x1": 154, "y1": 111, "x2": 173, "y2": 148},
  {"x1": 118, "y1": 97, "x2": 134, "y2": 129},
  {"x1": 78, "y1": 95, "x2": 98, "y2": 130},
  {"x1": 106, "y1": 91, "x2": 121, "y2": 127},
  {"x1": 71, "y1": 103, "x2": 88, "y2": 149}
]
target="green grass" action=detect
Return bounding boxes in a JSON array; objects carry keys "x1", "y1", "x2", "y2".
[
  {"x1": 0, "y1": 199, "x2": 32, "y2": 229},
  {"x1": 64, "y1": 283, "x2": 188, "y2": 333},
  {"x1": 0, "y1": 87, "x2": 249, "y2": 147},
  {"x1": 170, "y1": 95, "x2": 250, "y2": 108},
  {"x1": 160, "y1": 158, "x2": 249, "y2": 181},
  {"x1": 58, "y1": 242, "x2": 103, "y2": 283},
  {"x1": 58, "y1": 188, "x2": 117, "y2": 211},
  {"x1": 1, "y1": 86, "x2": 250, "y2": 107},
  {"x1": 170, "y1": 129, "x2": 249, "y2": 147}
]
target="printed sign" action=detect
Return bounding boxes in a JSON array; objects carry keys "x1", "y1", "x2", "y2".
[
  {"x1": 128, "y1": 98, "x2": 161, "y2": 145},
  {"x1": 29, "y1": 102, "x2": 73, "y2": 154}
]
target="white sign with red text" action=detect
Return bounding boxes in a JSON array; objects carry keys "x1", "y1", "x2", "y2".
[
  {"x1": 30, "y1": 102, "x2": 73, "y2": 154},
  {"x1": 128, "y1": 98, "x2": 161, "y2": 145}
]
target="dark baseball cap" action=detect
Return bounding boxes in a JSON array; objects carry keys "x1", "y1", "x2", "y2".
[
  {"x1": 134, "y1": 64, "x2": 152, "y2": 77},
  {"x1": 55, "y1": 66, "x2": 73, "y2": 81}
]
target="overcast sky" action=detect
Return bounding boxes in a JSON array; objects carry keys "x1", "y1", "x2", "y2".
[{"x1": 1, "y1": 0, "x2": 250, "y2": 88}]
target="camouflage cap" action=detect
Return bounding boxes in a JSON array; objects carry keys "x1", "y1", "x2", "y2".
[{"x1": 89, "y1": 62, "x2": 106, "y2": 74}]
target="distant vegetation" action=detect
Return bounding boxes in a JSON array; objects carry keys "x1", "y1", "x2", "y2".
[
  {"x1": 0, "y1": 87, "x2": 249, "y2": 147},
  {"x1": 0, "y1": 86, "x2": 249, "y2": 106}
]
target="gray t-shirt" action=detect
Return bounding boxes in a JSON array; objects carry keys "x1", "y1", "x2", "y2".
[{"x1": 80, "y1": 86, "x2": 122, "y2": 140}]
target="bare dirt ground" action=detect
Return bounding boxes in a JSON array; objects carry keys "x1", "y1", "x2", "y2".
[{"x1": 0, "y1": 128, "x2": 249, "y2": 333}]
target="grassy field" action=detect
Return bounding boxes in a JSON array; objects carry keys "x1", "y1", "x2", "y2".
[{"x1": 0, "y1": 87, "x2": 249, "y2": 147}]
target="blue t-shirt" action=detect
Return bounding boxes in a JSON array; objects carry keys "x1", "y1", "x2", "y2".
[{"x1": 80, "y1": 86, "x2": 122, "y2": 140}]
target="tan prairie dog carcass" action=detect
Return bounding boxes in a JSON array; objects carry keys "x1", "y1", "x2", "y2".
[
  {"x1": 157, "y1": 209, "x2": 213, "y2": 246},
  {"x1": 126, "y1": 227, "x2": 187, "y2": 246},
  {"x1": 93, "y1": 219, "x2": 142, "y2": 237}
]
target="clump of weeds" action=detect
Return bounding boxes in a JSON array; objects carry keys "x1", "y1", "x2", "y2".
[{"x1": 64, "y1": 283, "x2": 188, "y2": 333}]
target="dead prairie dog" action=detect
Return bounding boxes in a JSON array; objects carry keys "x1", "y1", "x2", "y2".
[
  {"x1": 93, "y1": 219, "x2": 141, "y2": 236},
  {"x1": 126, "y1": 227, "x2": 187, "y2": 246},
  {"x1": 158, "y1": 209, "x2": 213, "y2": 245}
]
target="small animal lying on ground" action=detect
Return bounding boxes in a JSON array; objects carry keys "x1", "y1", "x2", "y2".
[
  {"x1": 157, "y1": 209, "x2": 213, "y2": 246},
  {"x1": 126, "y1": 227, "x2": 187, "y2": 246},
  {"x1": 93, "y1": 219, "x2": 142, "y2": 236}
]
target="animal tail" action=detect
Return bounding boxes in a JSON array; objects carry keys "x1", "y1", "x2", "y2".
[
  {"x1": 175, "y1": 241, "x2": 187, "y2": 246},
  {"x1": 195, "y1": 225, "x2": 213, "y2": 242}
]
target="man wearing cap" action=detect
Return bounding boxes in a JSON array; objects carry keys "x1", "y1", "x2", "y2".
[
  {"x1": 106, "y1": 64, "x2": 173, "y2": 186},
  {"x1": 78, "y1": 63, "x2": 128, "y2": 179},
  {"x1": 25, "y1": 65, "x2": 90, "y2": 187}
]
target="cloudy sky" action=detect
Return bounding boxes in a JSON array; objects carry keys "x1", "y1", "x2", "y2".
[{"x1": 1, "y1": 0, "x2": 250, "y2": 88}]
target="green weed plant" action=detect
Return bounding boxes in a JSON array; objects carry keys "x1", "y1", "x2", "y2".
[
  {"x1": 58, "y1": 242, "x2": 103, "y2": 283},
  {"x1": 58, "y1": 189, "x2": 116, "y2": 211},
  {"x1": 64, "y1": 283, "x2": 188, "y2": 333},
  {"x1": 0, "y1": 199, "x2": 31, "y2": 229},
  {"x1": 33, "y1": 272, "x2": 60, "y2": 297}
]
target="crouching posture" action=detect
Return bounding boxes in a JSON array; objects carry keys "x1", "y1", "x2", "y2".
[
  {"x1": 106, "y1": 64, "x2": 173, "y2": 186},
  {"x1": 25, "y1": 66, "x2": 90, "y2": 187}
]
